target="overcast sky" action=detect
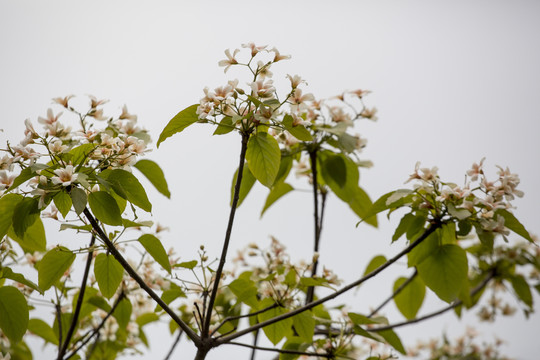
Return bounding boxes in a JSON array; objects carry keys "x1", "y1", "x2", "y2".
[{"x1": 1, "y1": 1, "x2": 539, "y2": 359}]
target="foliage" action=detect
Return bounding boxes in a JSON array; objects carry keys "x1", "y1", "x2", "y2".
[{"x1": 0, "y1": 44, "x2": 537, "y2": 360}]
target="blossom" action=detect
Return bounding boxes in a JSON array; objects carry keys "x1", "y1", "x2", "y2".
[
  {"x1": 51, "y1": 165, "x2": 79, "y2": 187},
  {"x1": 88, "y1": 95, "x2": 108, "y2": 108},
  {"x1": 360, "y1": 107, "x2": 378, "y2": 121},
  {"x1": 119, "y1": 104, "x2": 138, "y2": 122},
  {"x1": 467, "y1": 157, "x2": 485, "y2": 181},
  {"x1": 242, "y1": 42, "x2": 267, "y2": 57},
  {"x1": 0, "y1": 170, "x2": 16, "y2": 190},
  {"x1": 271, "y1": 47, "x2": 291, "y2": 62},
  {"x1": 38, "y1": 108, "x2": 62, "y2": 126},
  {"x1": 250, "y1": 79, "x2": 276, "y2": 99},
  {"x1": 48, "y1": 140, "x2": 68, "y2": 154},
  {"x1": 349, "y1": 89, "x2": 371, "y2": 98},
  {"x1": 218, "y1": 49, "x2": 240, "y2": 73},
  {"x1": 286, "y1": 74, "x2": 304, "y2": 89},
  {"x1": 52, "y1": 95, "x2": 74, "y2": 108},
  {"x1": 89, "y1": 108, "x2": 108, "y2": 121}
]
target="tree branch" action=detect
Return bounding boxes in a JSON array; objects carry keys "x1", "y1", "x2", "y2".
[
  {"x1": 83, "y1": 208, "x2": 200, "y2": 345},
  {"x1": 210, "y1": 303, "x2": 279, "y2": 337},
  {"x1": 164, "y1": 330, "x2": 183, "y2": 360},
  {"x1": 203, "y1": 132, "x2": 249, "y2": 337},
  {"x1": 57, "y1": 235, "x2": 96, "y2": 360},
  {"x1": 226, "y1": 341, "x2": 333, "y2": 358},
  {"x1": 306, "y1": 149, "x2": 321, "y2": 304},
  {"x1": 215, "y1": 223, "x2": 440, "y2": 345},
  {"x1": 368, "y1": 270, "x2": 496, "y2": 332}
]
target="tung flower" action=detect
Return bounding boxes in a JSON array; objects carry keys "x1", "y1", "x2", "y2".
[
  {"x1": 218, "y1": 49, "x2": 240, "y2": 73},
  {"x1": 51, "y1": 165, "x2": 79, "y2": 187}
]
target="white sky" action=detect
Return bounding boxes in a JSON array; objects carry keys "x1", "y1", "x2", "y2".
[{"x1": 1, "y1": 1, "x2": 539, "y2": 359}]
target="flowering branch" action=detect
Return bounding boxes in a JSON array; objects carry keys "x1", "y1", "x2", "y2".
[
  {"x1": 215, "y1": 223, "x2": 440, "y2": 345},
  {"x1": 226, "y1": 341, "x2": 334, "y2": 358},
  {"x1": 82, "y1": 208, "x2": 200, "y2": 345}
]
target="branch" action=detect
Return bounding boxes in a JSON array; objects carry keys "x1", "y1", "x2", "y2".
[
  {"x1": 367, "y1": 269, "x2": 418, "y2": 318},
  {"x1": 82, "y1": 208, "x2": 200, "y2": 345},
  {"x1": 306, "y1": 149, "x2": 321, "y2": 304},
  {"x1": 249, "y1": 329, "x2": 260, "y2": 360},
  {"x1": 64, "y1": 292, "x2": 125, "y2": 360},
  {"x1": 215, "y1": 223, "x2": 440, "y2": 345},
  {"x1": 226, "y1": 341, "x2": 333, "y2": 358},
  {"x1": 164, "y1": 330, "x2": 183, "y2": 360},
  {"x1": 58, "y1": 235, "x2": 96, "y2": 360},
  {"x1": 368, "y1": 269, "x2": 496, "y2": 332},
  {"x1": 203, "y1": 132, "x2": 249, "y2": 337}
]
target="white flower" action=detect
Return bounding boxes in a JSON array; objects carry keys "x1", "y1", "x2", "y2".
[
  {"x1": 271, "y1": 47, "x2": 291, "y2": 62},
  {"x1": 119, "y1": 104, "x2": 138, "y2": 122},
  {"x1": 48, "y1": 140, "x2": 68, "y2": 154},
  {"x1": 250, "y1": 79, "x2": 275, "y2": 99},
  {"x1": 38, "y1": 108, "x2": 62, "y2": 125},
  {"x1": 0, "y1": 170, "x2": 16, "y2": 190},
  {"x1": 52, "y1": 95, "x2": 74, "y2": 108},
  {"x1": 218, "y1": 49, "x2": 240, "y2": 73},
  {"x1": 466, "y1": 157, "x2": 485, "y2": 181},
  {"x1": 51, "y1": 165, "x2": 79, "y2": 187},
  {"x1": 242, "y1": 42, "x2": 267, "y2": 57}
]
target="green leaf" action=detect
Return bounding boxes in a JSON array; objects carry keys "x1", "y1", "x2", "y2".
[
  {"x1": 440, "y1": 223, "x2": 456, "y2": 244},
  {"x1": 70, "y1": 187, "x2": 88, "y2": 215},
  {"x1": 363, "y1": 255, "x2": 387, "y2": 276},
  {"x1": 87, "y1": 295, "x2": 112, "y2": 313},
  {"x1": 231, "y1": 164, "x2": 256, "y2": 208},
  {"x1": 279, "y1": 337, "x2": 310, "y2": 360},
  {"x1": 392, "y1": 213, "x2": 415, "y2": 242},
  {"x1": 0, "y1": 286, "x2": 29, "y2": 343},
  {"x1": 258, "y1": 301, "x2": 292, "y2": 345},
  {"x1": 349, "y1": 312, "x2": 388, "y2": 326},
  {"x1": 8, "y1": 217, "x2": 47, "y2": 252},
  {"x1": 378, "y1": 329, "x2": 406, "y2": 355},
  {"x1": 393, "y1": 275, "x2": 425, "y2": 320},
  {"x1": 94, "y1": 254, "x2": 124, "y2": 299},
  {"x1": 0, "y1": 267, "x2": 41, "y2": 294},
  {"x1": 261, "y1": 182, "x2": 294, "y2": 217},
  {"x1": 53, "y1": 191, "x2": 72, "y2": 218},
  {"x1": 68, "y1": 143, "x2": 96, "y2": 166},
  {"x1": 282, "y1": 114, "x2": 313, "y2": 141},
  {"x1": 362, "y1": 190, "x2": 411, "y2": 223},
  {"x1": 496, "y1": 209, "x2": 533, "y2": 242},
  {"x1": 133, "y1": 159, "x2": 171, "y2": 199},
  {"x1": 417, "y1": 244, "x2": 468, "y2": 303},
  {"x1": 292, "y1": 310, "x2": 315, "y2": 343},
  {"x1": 155, "y1": 285, "x2": 186, "y2": 312},
  {"x1": 173, "y1": 260, "x2": 198, "y2": 269},
  {"x1": 228, "y1": 278, "x2": 259, "y2": 308},
  {"x1": 136, "y1": 312, "x2": 160, "y2": 327},
  {"x1": 0, "y1": 194, "x2": 23, "y2": 239},
  {"x1": 138, "y1": 234, "x2": 171, "y2": 273},
  {"x1": 88, "y1": 191, "x2": 123, "y2": 226},
  {"x1": 102, "y1": 169, "x2": 152, "y2": 212},
  {"x1": 12, "y1": 197, "x2": 40, "y2": 238},
  {"x1": 322, "y1": 154, "x2": 346, "y2": 188},
  {"x1": 274, "y1": 155, "x2": 293, "y2": 186},
  {"x1": 406, "y1": 214, "x2": 426, "y2": 240},
  {"x1": 509, "y1": 274, "x2": 533, "y2": 308},
  {"x1": 38, "y1": 246, "x2": 76, "y2": 291},
  {"x1": 113, "y1": 297, "x2": 132, "y2": 329},
  {"x1": 7, "y1": 167, "x2": 35, "y2": 192},
  {"x1": 407, "y1": 230, "x2": 439, "y2": 267},
  {"x1": 28, "y1": 318, "x2": 58, "y2": 345},
  {"x1": 157, "y1": 104, "x2": 199, "y2": 147},
  {"x1": 246, "y1": 132, "x2": 281, "y2": 188},
  {"x1": 213, "y1": 116, "x2": 235, "y2": 135}
]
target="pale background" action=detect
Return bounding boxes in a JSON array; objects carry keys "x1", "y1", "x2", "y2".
[{"x1": 0, "y1": 1, "x2": 539, "y2": 359}]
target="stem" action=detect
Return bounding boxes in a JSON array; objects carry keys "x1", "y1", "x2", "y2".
[
  {"x1": 249, "y1": 330, "x2": 259, "y2": 360},
  {"x1": 83, "y1": 208, "x2": 200, "y2": 345},
  {"x1": 216, "y1": 223, "x2": 440, "y2": 345},
  {"x1": 58, "y1": 235, "x2": 96, "y2": 360},
  {"x1": 55, "y1": 304, "x2": 63, "y2": 355},
  {"x1": 203, "y1": 132, "x2": 249, "y2": 337},
  {"x1": 306, "y1": 150, "x2": 321, "y2": 304},
  {"x1": 367, "y1": 269, "x2": 418, "y2": 318}
]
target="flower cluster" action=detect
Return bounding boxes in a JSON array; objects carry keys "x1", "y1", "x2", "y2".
[
  {"x1": 0, "y1": 95, "x2": 149, "y2": 208},
  {"x1": 403, "y1": 159, "x2": 524, "y2": 239}
]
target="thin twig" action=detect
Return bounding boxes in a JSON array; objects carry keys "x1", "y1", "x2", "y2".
[
  {"x1": 227, "y1": 341, "x2": 333, "y2": 358},
  {"x1": 367, "y1": 269, "x2": 418, "y2": 318},
  {"x1": 250, "y1": 329, "x2": 260, "y2": 360},
  {"x1": 203, "y1": 132, "x2": 249, "y2": 337},
  {"x1": 83, "y1": 208, "x2": 200, "y2": 345},
  {"x1": 58, "y1": 235, "x2": 96, "y2": 360},
  {"x1": 64, "y1": 292, "x2": 125, "y2": 360},
  {"x1": 55, "y1": 303, "x2": 63, "y2": 355},
  {"x1": 216, "y1": 223, "x2": 440, "y2": 345},
  {"x1": 164, "y1": 330, "x2": 183, "y2": 360}
]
